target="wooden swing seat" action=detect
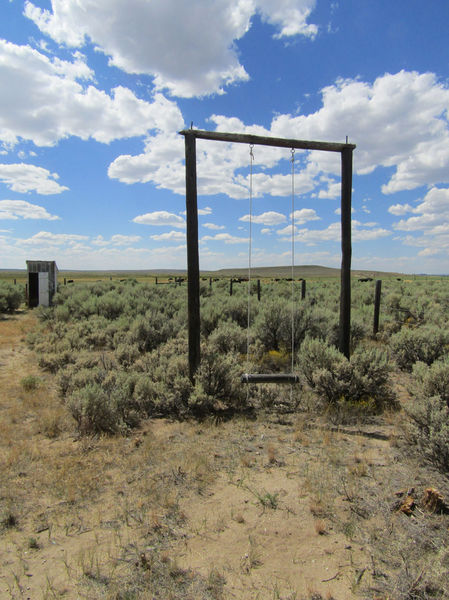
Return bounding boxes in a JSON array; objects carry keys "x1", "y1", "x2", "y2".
[{"x1": 241, "y1": 373, "x2": 300, "y2": 384}]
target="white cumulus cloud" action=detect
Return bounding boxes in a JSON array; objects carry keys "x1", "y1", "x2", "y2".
[
  {"x1": 291, "y1": 208, "x2": 320, "y2": 224},
  {"x1": 239, "y1": 211, "x2": 286, "y2": 225},
  {"x1": 198, "y1": 206, "x2": 213, "y2": 215},
  {"x1": 0, "y1": 40, "x2": 183, "y2": 150},
  {"x1": 203, "y1": 223, "x2": 225, "y2": 230},
  {"x1": 19, "y1": 231, "x2": 87, "y2": 245},
  {"x1": 202, "y1": 232, "x2": 249, "y2": 244},
  {"x1": 388, "y1": 203, "x2": 414, "y2": 216},
  {"x1": 271, "y1": 70, "x2": 449, "y2": 193},
  {"x1": 150, "y1": 230, "x2": 186, "y2": 241},
  {"x1": 0, "y1": 163, "x2": 68, "y2": 194},
  {"x1": 393, "y1": 187, "x2": 449, "y2": 232},
  {"x1": 0, "y1": 200, "x2": 60, "y2": 220},
  {"x1": 25, "y1": 0, "x2": 317, "y2": 98},
  {"x1": 317, "y1": 179, "x2": 340, "y2": 199},
  {"x1": 132, "y1": 210, "x2": 186, "y2": 228},
  {"x1": 277, "y1": 221, "x2": 390, "y2": 244}
]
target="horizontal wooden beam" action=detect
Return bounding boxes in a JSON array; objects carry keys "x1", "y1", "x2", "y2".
[{"x1": 180, "y1": 129, "x2": 356, "y2": 153}]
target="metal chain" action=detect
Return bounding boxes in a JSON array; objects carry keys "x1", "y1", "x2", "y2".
[
  {"x1": 247, "y1": 144, "x2": 254, "y2": 371},
  {"x1": 290, "y1": 148, "x2": 295, "y2": 374}
]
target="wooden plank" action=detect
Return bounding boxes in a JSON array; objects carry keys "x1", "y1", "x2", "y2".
[
  {"x1": 241, "y1": 373, "x2": 300, "y2": 384},
  {"x1": 184, "y1": 134, "x2": 201, "y2": 383},
  {"x1": 339, "y1": 147, "x2": 353, "y2": 359},
  {"x1": 373, "y1": 279, "x2": 382, "y2": 335},
  {"x1": 180, "y1": 129, "x2": 356, "y2": 153}
]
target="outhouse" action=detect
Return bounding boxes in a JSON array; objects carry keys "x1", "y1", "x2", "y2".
[{"x1": 26, "y1": 260, "x2": 58, "y2": 307}]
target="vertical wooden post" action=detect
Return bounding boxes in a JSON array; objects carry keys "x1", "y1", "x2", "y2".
[
  {"x1": 209, "y1": 277, "x2": 212, "y2": 289},
  {"x1": 229, "y1": 279, "x2": 233, "y2": 296},
  {"x1": 185, "y1": 133, "x2": 201, "y2": 383},
  {"x1": 339, "y1": 147, "x2": 353, "y2": 359},
  {"x1": 301, "y1": 279, "x2": 306, "y2": 300},
  {"x1": 373, "y1": 280, "x2": 382, "y2": 336},
  {"x1": 155, "y1": 277, "x2": 158, "y2": 285},
  {"x1": 257, "y1": 279, "x2": 261, "y2": 301}
]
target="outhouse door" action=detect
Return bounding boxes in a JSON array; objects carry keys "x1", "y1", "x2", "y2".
[{"x1": 38, "y1": 272, "x2": 49, "y2": 306}]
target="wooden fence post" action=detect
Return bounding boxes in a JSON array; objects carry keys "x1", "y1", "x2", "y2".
[
  {"x1": 257, "y1": 279, "x2": 261, "y2": 301},
  {"x1": 339, "y1": 147, "x2": 353, "y2": 359},
  {"x1": 301, "y1": 279, "x2": 306, "y2": 300},
  {"x1": 373, "y1": 280, "x2": 382, "y2": 336},
  {"x1": 229, "y1": 279, "x2": 233, "y2": 296},
  {"x1": 185, "y1": 133, "x2": 201, "y2": 383}
]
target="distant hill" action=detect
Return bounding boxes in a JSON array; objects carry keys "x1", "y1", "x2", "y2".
[
  {"x1": 206, "y1": 265, "x2": 403, "y2": 279},
  {"x1": 0, "y1": 265, "x2": 407, "y2": 279}
]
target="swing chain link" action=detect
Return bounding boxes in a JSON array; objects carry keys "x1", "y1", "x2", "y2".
[
  {"x1": 290, "y1": 148, "x2": 296, "y2": 385},
  {"x1": 246, "y1": 144, "x2": 254, "y2": 375}
]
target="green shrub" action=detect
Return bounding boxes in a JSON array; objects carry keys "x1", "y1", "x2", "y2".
[
  {"x1": 305, "y1": 307, "x2": 337, "y2": 344},
  {"x1": 133, "y1": 334, "x2": 192, "y2": 415},
  {"x1": 349, "y1": 345, "x2": 393, "y2": 404},
  {"x1": 67, "y1": 383, "x2": 122, "y2": 434},
  {"x1": 65, "y1": 371, "x2": 144, "y2": 434},
  {"x1": 20, "y1": 375, "x2": 41, "y2": 391},
  {"x1": 298, "y1": 337, "x2": 345, "y2": 389},
  {"x1": 208, "y1": 321, "x2": 247, "y2": 355},
  {"x1": 407, "y1": 359, "x2": 449, "y2": 471},
  {"x1": 278, "y1": 304, "x2": 313, "y2": 352},
  {"x1": 254, "y1": 299, "x2": 289, "y2": 351},
  {"x1": 53, "y1": 303, "x2": 71, "y2": 322},
  {"x1": 95, "y1": 291, "x2": 126, "y2": 319},
  {"x1": 407, "y1": 394, "x2": 449, "y2": 471},
  {"x1": 201, "y1": 299, "x2": 226, "y2": 336},
  {"x1": 189, "y1": 343, "x2": 248, "y2": 415},
  {"x1": 128, "y1": 312, "x2": 175, "y2": 352},
  {"x1": 390, "y1": 326, "x2": 449, "y2": 371},
  {"x1": 0, "y1": 282, "x2": 23, "y2": 312},
  {"x1": 298, "y1": 337, "x2": 394, "y2": 410},
  {"x1": 38, "y1": 349, "x2": 76, "y2": 373},
  {"x1": 412, "y1": 359, "x2": 449, "y2": 406},
  {"x1": 56, "y1": 354, "x2": 111, "y2": 398},
  {"x1": 133, "y1": 377, "x2": 167, "y2": 415},
  {"x1": 224, "y1": 296, "x2": 250, "y2": 328},
  {"x1": 115, "y1": 342, "x2": 141, "y2": 368}
]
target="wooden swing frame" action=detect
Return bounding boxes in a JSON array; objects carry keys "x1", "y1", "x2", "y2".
[{"x1": 180, "y1": 129, "x2": 355, "y2": 383}]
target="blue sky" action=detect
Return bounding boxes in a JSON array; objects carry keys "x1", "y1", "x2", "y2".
[{"x1": 1, "y1": 0, "x2": 449, "y2": 273}]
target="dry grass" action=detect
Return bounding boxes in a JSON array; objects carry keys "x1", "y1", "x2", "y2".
[{"x1": 1, "y1": 311, "x2": 449, "y2": 599}]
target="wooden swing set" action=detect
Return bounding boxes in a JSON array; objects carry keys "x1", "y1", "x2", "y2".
[{"x1": 180, "y1": 128, "x2": 355, "y2": 384}]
